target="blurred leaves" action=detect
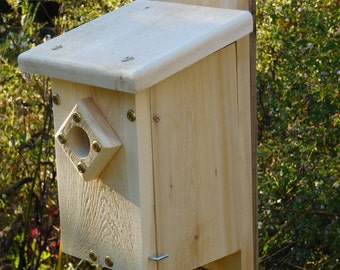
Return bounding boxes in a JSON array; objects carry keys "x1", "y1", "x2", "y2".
[{"x1": 257, "y1": 0, "x2": 339, "y2": 269}]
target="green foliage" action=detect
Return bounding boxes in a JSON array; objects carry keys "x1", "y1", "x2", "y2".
[
  {"x1": 54, "y1": 0, "x2": 131, "y2": 32},
  {"x1": 257, "y1": 0, "x2": 339, "y2": 268}
]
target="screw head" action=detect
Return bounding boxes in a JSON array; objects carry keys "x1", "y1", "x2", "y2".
[
  {"x1": 52, "y1": 94, "x2": 61, "y2": 105},
  {"x1": 77, "y1": 162, "x2": 86, "y2": 173},
  {"x1": 72, "y1": 111, "x2": 82, "y2": 122},
  {"x1": 105, "y1": 256, "x2": 114, "y2": 267},
  {"x1": 153, "y1": 116, "x2": 160, "y2": 122},
  {"x1": 57, "y1": 133, "x2": 67, "y2": 144},
  {"x1": 92, "y1": 141, "x2": 102, "y2": 152},
  {"x1": 89, "y1": 250, "x2": 97, "y2": 261},
  {"x1": 127, "y1": 109, "x2": 136, "y2": 122}
]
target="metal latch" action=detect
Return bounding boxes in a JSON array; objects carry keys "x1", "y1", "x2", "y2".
[{"x1": 148, "y1": 254, "x2": 169, "y2": 262}]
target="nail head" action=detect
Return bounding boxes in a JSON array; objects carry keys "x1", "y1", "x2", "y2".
[
  {"x1": 127, "y1": 109, "x2": 136, "y2": 122},
  {"x1": 52, "y1": 94, "x2": 61, "y2": 105},
  {"x1": 72, "y1": 111, "x2": 82, "y2": 122},
  {"x1": 77, "y1": 162, "x2": 86, "y2": 173},
  {"x1": 89, "y1": 250, "x2": 97, "y2": 261},
  {"x1": 57, "y1": 133, "x2": 67, "y2": 144},
  {"x1": 105, "y1": 256, "x2": 114, "y2": 267},
  {"x1": 92, "y1": 141, "x2": 102, "y2": 152}
]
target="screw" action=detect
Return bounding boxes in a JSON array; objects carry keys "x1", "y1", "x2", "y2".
[
  {"x1": 127, "y1": 109, "x2": 136, "y2": 122},
  {"x1": 72, "y1": 111, "x2": 81, "y2": 122},
  {"x1": 52, "y1": 94, "x2": 61, "y2": 105},
  {"x1": 57, "y1": 133, "x2": 67, "y2": 144},
  {"x1": 153, "y1": 116, "x2": 160, "y2": 122},
  {"x1": 89, "y1": 250, "x2": 97, "y2": 261},
  {"x1": 105, "y1": 256, "x2": 114, "y2": 267},
  {"x1": 121, "y1": 56, "x2": 134, "y2": 62},
  {"x1": 52, "y1": 44, "x2": 63, "y2": 50},
  {"x1": 77, "y1": 162, "x2": 86, "y2": 173},
  {"x1": 92, "y1": 141, "x2": 102, "y2": 152}
]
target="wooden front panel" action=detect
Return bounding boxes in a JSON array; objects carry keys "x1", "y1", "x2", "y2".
[
  {"x1": 150, "y1": 44, "x2": 253, "y2": 269},
  {"x1": 52, "y1": 80, "x2": 146, "y2": 270}
]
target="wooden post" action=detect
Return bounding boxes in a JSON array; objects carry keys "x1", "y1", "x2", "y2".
[{"x1": 154, "y1": 1, "x2": 257, "y2": 269}]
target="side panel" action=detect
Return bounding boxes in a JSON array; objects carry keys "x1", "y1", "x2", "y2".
[
  {"x1": 150, "y1": 44, "x2": 253, "y2": 269},
  {"x1": 152, "y1": 1, "x2": 257, "y2": 269}
]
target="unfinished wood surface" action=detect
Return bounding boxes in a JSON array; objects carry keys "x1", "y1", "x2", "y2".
[
  {"x1": 203, "y1": 251, "x2": 241, "y2": 269},
  {"x1": 56, "y1": 97, "x2": 122, "y2": 181},
  {"x1": 52, "y1": 79, "x2": 144, "y2": 269},
  {"x1": 155, "y1": 1, "x2": 257, "y2": 269},
  {"x1": 135, "y1": 89, "x2": 158, "y2": 270},
  {"x1": 149, "y1": 44, "x2": 254, "y2": 269},
  {"x1": 18, "y1": 0, "x2": 252, "y2": 93}
]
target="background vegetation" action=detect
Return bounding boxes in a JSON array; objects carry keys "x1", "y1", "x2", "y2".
[
  {"x1": 0, "y1": 0, "x2": 338, "y2": 269},
  {"x1": 0, "y1": 1, "x2": 130, "y2": 269},
  {"x1": 257, "y1": 0, "x2": 339, "y2": 269}
]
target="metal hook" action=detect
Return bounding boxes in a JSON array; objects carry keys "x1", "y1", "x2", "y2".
[{"x1": 148, "y1": 253, "x2": 169, "y2": 262}]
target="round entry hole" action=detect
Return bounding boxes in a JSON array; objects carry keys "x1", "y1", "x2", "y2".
[{"x1": 68, "y1": 126, "x2": 90, "y2": 158}]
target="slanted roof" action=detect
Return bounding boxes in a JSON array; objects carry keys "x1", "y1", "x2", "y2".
[{"x1": 18, "y1": 0, "x2": 252, "y2": 93}]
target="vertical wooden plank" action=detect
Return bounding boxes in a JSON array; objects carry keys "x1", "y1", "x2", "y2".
[
  {"x1": 150, "y1": 44, "x2": 254, "y2": 270},
  {"x1": 235, "y1": 35, "x2": 255, "y2": 270},
  {"x1": 135, "y1": 89, "x2": 158, "y2": 270},
  {"x1": 152, "y1": 1, "x2": 257, "y2": 269}
]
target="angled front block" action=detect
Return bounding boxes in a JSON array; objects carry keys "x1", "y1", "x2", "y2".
[
  {"x1": 18, "y1": 1, "x2": 254, "y2": 269},
  {"x1": 56, "y1": 97, "x2": 122, "y2": 181}
]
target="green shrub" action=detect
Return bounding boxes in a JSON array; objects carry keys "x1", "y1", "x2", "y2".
[{"x1": 257, "y1": 0, "x2": 339, "y2": 268}]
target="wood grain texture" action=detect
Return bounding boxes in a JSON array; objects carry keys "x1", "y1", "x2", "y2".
[
  {"x1": 149, "y1": 44, "x2": 254, "y2": 269},
  {"x1": 40, "y1": 1, "x2": 255, "y2": 269},
  {"x1": 52, "y1": 79, "x2": 144, "y2": 269},
  {"x1": 155, "y1": 1, "x2": 257, "y2": 269},
  {"x1": 18, "y1": 0, "x2": 252, "y2": 93},
  {"x1": 135, "y1": 89, "x2": 158, "y2": 270}
]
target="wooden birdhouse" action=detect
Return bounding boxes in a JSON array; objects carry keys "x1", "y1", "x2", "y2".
[{"x1": 18, "y1": 0, "x2": 256, "y2": 269}]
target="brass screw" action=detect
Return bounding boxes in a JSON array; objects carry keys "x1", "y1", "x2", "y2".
[
  {"x1": 89, "y1": 250, "x2": 97, "y2": 261},
  {"x1": 105, "y1": 256, "x2": 114, "y2": 267},
  {"x1": 72, "y1": 111, "x2": 82, "y2": 122},
  {"x1": 92, "y1": 141, "x2": 102, "y2": 152},
  {"x1": 127, "y1": 109, "x2": 136, "y2": 122},
  {"x1": 57, "y1": 133, "x2": 67, "y2": 144},
  {"x1": 77, "y1": 162, "x2": 86, "y2": 173},
  {"x1": 52, "y1": 93, "x2": 61, "y2": 105}
]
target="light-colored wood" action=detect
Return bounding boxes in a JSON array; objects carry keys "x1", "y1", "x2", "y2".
[
  {"x1": 154, "y1": 1, "x2": 257, "y2": 269},
  {"x1": 52, "y1": 79, "x2": 145, "y2": 269},
  {"x1": 20, "y1": 1, "x2": 256, "y2": 269},
  {"x1": 135, "y1": 89, "x2": 158, "y2": 270},
  {"x1": 18, "y1": 0, "x2": 252, "y2": 93},
  {"x1": 203, "y1": 251, "x2": 241, "y2": 269},
  {"x1": 149, "y1": 44, "x2": 253, "y2": 269},
  {"x1": 56, "y1": 97, "x2": 122, "y2": 181},
  {"x1": 235, "y1": 36, "x2": 255, "y2": 269}
]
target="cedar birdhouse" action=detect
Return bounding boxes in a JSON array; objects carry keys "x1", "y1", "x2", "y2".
[{"x1": 19, "y1": 1, "x2": 255, "y2": 269}]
